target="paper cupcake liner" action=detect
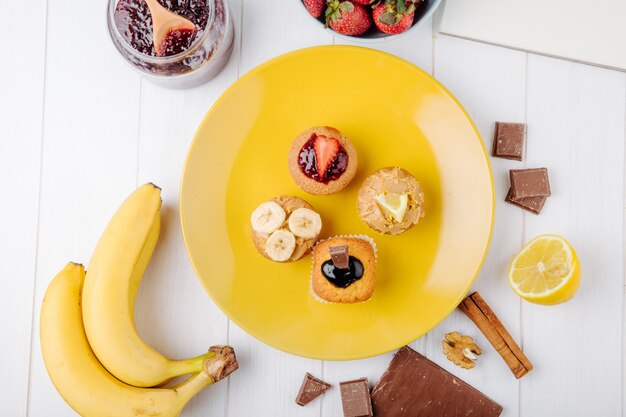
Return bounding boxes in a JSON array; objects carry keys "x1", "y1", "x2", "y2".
[{"x1": 309, "y1": 234, "x2": 377, "y2": 304}]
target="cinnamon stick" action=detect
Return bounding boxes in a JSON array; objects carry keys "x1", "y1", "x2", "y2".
[{"x1": 459, "y1": 292, "x2": 533, "y2": 379}]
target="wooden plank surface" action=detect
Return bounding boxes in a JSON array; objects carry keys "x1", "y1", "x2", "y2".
[
  {"x1": 0, "y1": 0, "x2": 47, "y2": 415},
  {"x1": 0, "y1": 0, "x2": 622, "y2": 416},
  {"x1": 26, "y1": 0, "x2": 141, "y2": 413},
  {"x1": 521, "y1": 55, "x2": 626, "y2": 417}
]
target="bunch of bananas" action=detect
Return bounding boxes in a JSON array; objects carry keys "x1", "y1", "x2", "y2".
[{"x1": 40, "y1": 184, "x2": 237, "y2": 417}]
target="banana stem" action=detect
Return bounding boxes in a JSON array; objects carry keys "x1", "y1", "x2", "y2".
[
  {"x1": 168, "y1": 350, "x2": 216, "y2": 377},
  {"x1": 172, "y1": 372, "x2": 214, "y2": 405},
  {"x1": 172, "y1": 346, "x2": 238, "y2": 404}
]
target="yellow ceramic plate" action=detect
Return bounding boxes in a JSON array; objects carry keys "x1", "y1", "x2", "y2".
[{"x1": 181, "y1": 46, "x2": 494, "y2": 360}]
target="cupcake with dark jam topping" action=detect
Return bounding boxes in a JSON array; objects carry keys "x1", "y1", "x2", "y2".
[{"x1": 288, "y1": 126, "x2": 358, "y2": 195}]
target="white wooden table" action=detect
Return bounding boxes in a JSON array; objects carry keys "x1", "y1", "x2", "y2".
[{"x1": 2, "y1": 1, "x2": 625, "y2": 416}]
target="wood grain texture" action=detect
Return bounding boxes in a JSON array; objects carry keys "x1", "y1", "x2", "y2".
[
  {"x1": 1, "y1": 0, "x2": 623, "y2": 416},
  {"x1": 26, "y1": 0, "x2": 141, "y2": 413},
  {"x1": 0, "y1": 0, "x2": 47, "y2": 415},
  {"x1": 521, "y1": 55, "x2": 625, "y2": 417},
  {"x1": 238, "y1": 0, "x2": 333, "y2": 75},
  {"x1": 134, "y1": 2, "x2": 242, "y2": 415},
  {"x1": 426, "y1": 34, "x2": 527, "y2": 417},
  {"x1": 228, "y1": 322, "x2": 324, "y2": 417}
]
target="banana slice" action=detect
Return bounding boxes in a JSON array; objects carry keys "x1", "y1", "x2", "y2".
[
  {"x1": 265, "y1": 229, "x2": 296, "y2": 261},
  {"x1": 251, "y1": 201, "x2": 286, "y2": 234},
  {"x1": 288, "y1": 208, "x2": 322, "y2": 239}
]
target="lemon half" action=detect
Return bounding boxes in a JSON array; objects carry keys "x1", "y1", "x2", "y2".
[{"x1": 508, "y1": 234, "x2": 580, "y2": 305}]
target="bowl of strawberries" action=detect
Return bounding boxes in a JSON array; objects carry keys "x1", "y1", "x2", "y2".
[{"x1": 300, "y1": 0, "x2": 442, "y2": 40}]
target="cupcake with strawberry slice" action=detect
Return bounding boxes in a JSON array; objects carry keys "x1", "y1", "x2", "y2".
[{"x1": 288, "y1": 126, "x2": 358, "y2": 195}]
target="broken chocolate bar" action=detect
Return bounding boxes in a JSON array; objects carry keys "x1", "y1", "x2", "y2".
[
  {"x1": 295, "y1": 373, "x2": 331, "y2": 406},
  {"x1": 509, "y1": 168, "x2": 551, "y2": 199},
  {"x1": 340, "y1": 378, "x2": 373, "y2": 417},
  {"x1": 371, "y1": 346, "x2": 503, "y2": 417},
  {"x1": 505, "y1": 188, "x2": 547, "y2": 215},
  {"x1": 492, "y1": 122, "x2": 526, "y2": 161},
  {"x1": 329, "y1": 245, "x2": 350, "y2": 269}
]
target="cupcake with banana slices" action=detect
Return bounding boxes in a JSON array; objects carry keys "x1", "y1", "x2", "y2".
[{"x1": 250, "y1": 196, "x2": 322, "y2": 262}]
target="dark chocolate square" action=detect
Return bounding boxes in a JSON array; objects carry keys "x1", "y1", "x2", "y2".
[
  {"x1": 340, "y1": 378, "x2": 373, "y2": 417},
  {"x1": 509, "y1": 168, "x2": 551, "y2": 199},
  {"x1": 329, "y1": 245, "x2": 349, "y2": 269},
  {"x1": 492, "y1": 122, "x2": 526, "y2": 161},
  {"x1": 296, "y1": 373, "x2": 331, "y2": 406},
  {"x1": 505, "y1": 188, "x2": 547, "y2": 215},
  {"x1": 371, "y1": 346, "x2": 503, "y2": 417}
]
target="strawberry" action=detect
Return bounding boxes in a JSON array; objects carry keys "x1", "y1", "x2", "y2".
[
  {"x1": 326, "y1": 1, "x2": 372, "y2": 36},
  {"x1": 351, "y1": 0, "x2": 373, "y2": 4},
  {"x1": 303, "y1": 0, "x2": 326, "y2": 18},
  {"x1": 313, "y1": 135, "x2": 341, "y2": 178},
  {"x1": 372, "y1": 0, "x2": 419, "y2": 34}
]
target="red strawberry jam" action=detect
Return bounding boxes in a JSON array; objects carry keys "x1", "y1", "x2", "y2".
[
  {"x1": 298, "y1": 135, "x2": 349, "y2": 183},
  {"x1": 114, "y1": 0, "x2": 209, "y2": 56}
]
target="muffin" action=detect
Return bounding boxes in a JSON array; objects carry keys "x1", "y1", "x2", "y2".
[
  {"x1": 250, "y1": 196, "x2": 322, "y2": 262},
  {"x1": 288, "y1": 126, "x2": 358, "y2": 195},
  {"x1": 358, "y1": 167, "x2": 425, "y2": 235},
  {"x1": 311, "y1": 236, "x2": 376, "y2": 303}
]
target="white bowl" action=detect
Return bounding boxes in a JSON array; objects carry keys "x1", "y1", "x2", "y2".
[{"x1": 298, "y1": 0, "x2": 442, "y2": 42}]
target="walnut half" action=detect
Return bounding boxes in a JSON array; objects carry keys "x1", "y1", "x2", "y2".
[{"x1": 442, "y1": 332, "x2": 481, "y2": 369}]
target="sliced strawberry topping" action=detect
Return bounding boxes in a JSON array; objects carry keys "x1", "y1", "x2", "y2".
[
  {"x1": 298, "y1": 134, "x2": 348, "y2": 183},
  {"x1": 313, "y1": 135, "x2": 341, "y2": 178}
]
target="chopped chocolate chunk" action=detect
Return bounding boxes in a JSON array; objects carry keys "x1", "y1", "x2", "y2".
[
  {"x1": 509, "y1": 168, "x2": 551, "y2": 199},
  {"x1": 492, "y1": 122, "x2": 526, "y2": 161},
  {"x1": 296, "y1": 373, "x2": 331, "y2": 406},
  {"x1": 340, "y1": 378, "x2": 373, "y2": 417},
  {"x1": 371, "y1": 346, "x2": 503, "y2": 417},
  {"x1": 329, "y1": 245, "x2": 350, "y2": 269},
  {"x1": 505, "y1": 188, "x2": 547, "y2": 215}
]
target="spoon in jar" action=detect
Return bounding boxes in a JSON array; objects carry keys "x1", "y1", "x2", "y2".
[{"x1": 144, "y1": 0, "x2": 196, "y2": 56}]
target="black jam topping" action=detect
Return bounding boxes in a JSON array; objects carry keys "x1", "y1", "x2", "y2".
[
  {"x1": 298, "y1": 136, "x2": 348, "y2": 184},
  {"x1": 321, "y1": 256, "x2": 364, "y2": 288},
  {"x1": 114, "y1": 0, "x2": 209, "y2": 56}
]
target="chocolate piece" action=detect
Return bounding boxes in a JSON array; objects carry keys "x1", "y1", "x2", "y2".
[
  {"x1": 371, "y1": 346, "x2": 503, "y2": 417},
  {"x1": 329, "y1": 245, "x2": 350, "y2": 269},
  {"x1": 296, "y1": 373, "x2": 331, "y2": 406},
  {"x1": 505, "y1": 188, "x2": 547, "y2": 214},
  {"x1": 340, "y1": 378, "x2": 373, "y2": 417},
  {"x1": 509, "y1": 168, "x2": 551, "y2": 199},
  {"x1": 492, "y1": 122, "x2": 526, "y2": 161}
]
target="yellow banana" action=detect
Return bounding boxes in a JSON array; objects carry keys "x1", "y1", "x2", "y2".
[
  {"x1": 40, "y1": 262, "x2": 238, "y2": 417},
  {"x1": 82, "y1": 183, "x2": 211, "y2": 387}
]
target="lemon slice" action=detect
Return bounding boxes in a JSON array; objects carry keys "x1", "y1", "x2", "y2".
[
  {"x1": 508, "y1": 234, "x2": 580, "y2": 305},
  {"x1": 374, "y1": 193, "x2": 408, "y2": 222}
]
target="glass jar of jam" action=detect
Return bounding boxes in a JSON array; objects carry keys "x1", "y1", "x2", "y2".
[{"x1": 107, "y1": 0, "x2": 234, "y2": 88}]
